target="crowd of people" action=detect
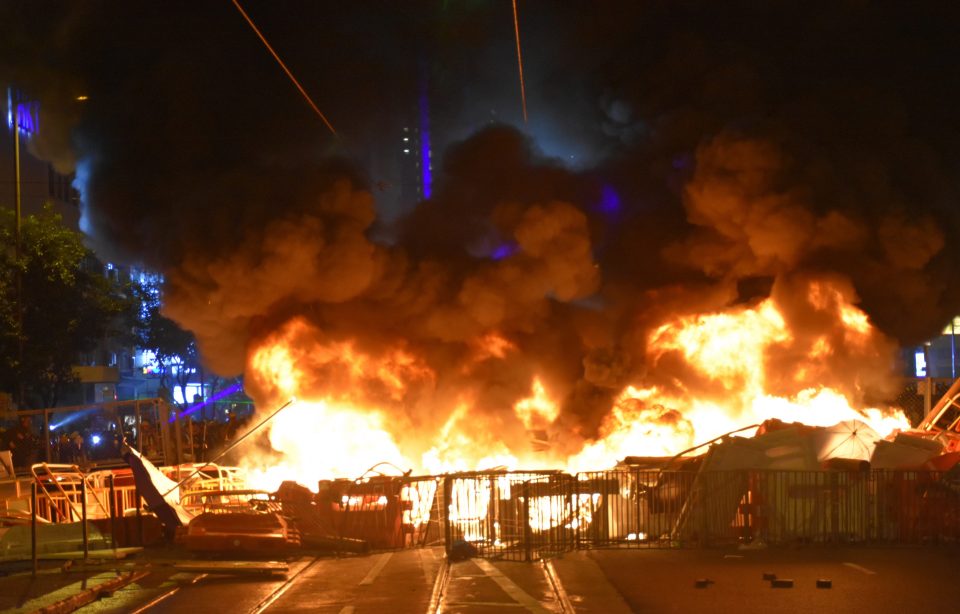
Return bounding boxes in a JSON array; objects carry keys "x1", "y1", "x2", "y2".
[
  {"x1": 180, "y1": 412, "x2": 253, "y2": 463},
  {"x1": 1, "y1": 408, "x2": 254, "y2": 474},
  {"x1": 1, "y1": 415, "x2": 41, "y2": 472}
]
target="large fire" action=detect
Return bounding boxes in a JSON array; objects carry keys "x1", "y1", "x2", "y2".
[{"x1": 240, "y1": 277, "x2": 909, "y2": 490}]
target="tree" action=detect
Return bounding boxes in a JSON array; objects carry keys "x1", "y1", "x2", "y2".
[
  {"x1": 133, "y1": 277, "x2": 200, "y2": 409},
  {"x1": 0, "y1": 206, "x2": 139, "y2": 408}
]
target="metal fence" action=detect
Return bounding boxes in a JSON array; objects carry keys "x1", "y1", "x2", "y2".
[
  {"x1": 437, "y1": 469, "x2": 960, "y2": 560},
  {"x1": 1, "y1": 398, "x2": 178, "y2": 473},
  {"x1": 11, "y1": 464, "x2": 959, "y2": 557}
]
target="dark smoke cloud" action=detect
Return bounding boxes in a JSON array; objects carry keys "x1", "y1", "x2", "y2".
[{"x1": 4, "y1": 1, "x2": 960, "y2": 442}]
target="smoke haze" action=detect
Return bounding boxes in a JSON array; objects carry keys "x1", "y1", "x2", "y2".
[{"x1": 4, "y1": 1, "x2": 960, "y2": 448}]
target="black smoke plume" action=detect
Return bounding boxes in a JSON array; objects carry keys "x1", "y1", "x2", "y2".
[{"x1": 4, "y1": 1, "x2": 960, "y2": 447}]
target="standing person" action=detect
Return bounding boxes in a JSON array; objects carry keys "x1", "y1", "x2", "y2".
[
  {"x1": 6, "y1": 415, "x2": 40, "y2": 472},
  {"x1": 65, "y1": 432, "x2": 87, "y2": 468},
  {"x1": 224, "y1": 413, "x2": 241, "y2": 445}
]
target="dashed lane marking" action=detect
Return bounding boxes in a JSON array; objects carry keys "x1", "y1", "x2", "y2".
[
  {"x1": 474, "y1": 558, "x2": 552, "y2": 614},
  {"x1": 359, "y1": 552, "x2": 393, "y2": 585},
  {"x1": 444, "y1": 601, "x2": 526, "y2": 608},
  {"x1": 428, "y1": 557, "x2": 450, "y2": 614},
  {"x1": 249, "y1": 557, "x2": 322, "y2": 614},
  {"x1": 542, "y1": 559, "x2": 574, "y2": 613},
  {"x1": 131, "y1": 573, "x2": 208, "y2": 614},
  {"x1": 843, "y1": 562, "x2": 877, "y2": 575},
  {"x1": 418, "y1": 548, "x2": 435, "y2": 587}
]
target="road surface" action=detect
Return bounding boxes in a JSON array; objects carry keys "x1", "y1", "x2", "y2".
[{"x1": 75, "y1": 546, "x2": 960, "y2": 613}]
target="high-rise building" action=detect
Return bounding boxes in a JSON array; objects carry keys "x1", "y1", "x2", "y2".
[
  {"x1": 2, "y1": 85, "x2": 125, "y2": 407},
  {"x1": 1, "y1": 87, "x2": 81, "y2": 230}
]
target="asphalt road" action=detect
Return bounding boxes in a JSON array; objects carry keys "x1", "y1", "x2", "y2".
[{"x1": 74, "y1": 546, "x2": 960, "y2": 614}]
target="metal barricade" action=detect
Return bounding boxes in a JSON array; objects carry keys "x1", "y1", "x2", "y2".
[{"x1": 434, "y1": 468, "x2": 960, "y2": 558}]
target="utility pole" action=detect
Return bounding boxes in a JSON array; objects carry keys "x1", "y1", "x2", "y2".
[{"x1": 12, "y1": 91, "x2": 25, "y2": 408}]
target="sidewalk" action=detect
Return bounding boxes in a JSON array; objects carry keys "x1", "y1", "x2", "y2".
[
  {"x1": 0, "y1": 547, "x2": 165, "y2": 614},
  {"x1": 0, "y1": 562, "x2": 138, "y2": 614}
]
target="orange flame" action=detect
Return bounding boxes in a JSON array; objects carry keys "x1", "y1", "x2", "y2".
[{"x1": 241, "y1": 278, "x2": 909, "y2": 490}]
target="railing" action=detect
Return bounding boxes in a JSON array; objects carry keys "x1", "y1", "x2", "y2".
[
  {"x1": 30, "y1": 463, "x2": 112, "y2": 523},
  {"x1": 438, "y1": 469, "x2": 960, "y2": 559},
  {"x1": 14, "y1": 465, "x2": 960, "y2": 557},
  {"x1": 317, "y1": 475, "x2": 446, "y2": 550}
]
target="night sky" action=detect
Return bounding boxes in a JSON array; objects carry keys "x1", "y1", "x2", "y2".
[{"x1": 4, "y1": 1, "x2": 960, "y2": 431}]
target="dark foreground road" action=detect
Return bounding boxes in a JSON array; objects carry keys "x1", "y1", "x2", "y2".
[{"x1": 68, "y1": 546, "x2": 960, "y2": 614}]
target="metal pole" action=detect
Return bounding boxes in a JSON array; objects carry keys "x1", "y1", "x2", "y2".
[
  {"x1": 522, "y1": 481, "x2": 533, "y2": 562},
  {"x1": 923, "y1": 343, "x2": 933, "y2": 418},
  {"x1": 31, "y1": 481, "x2": 38, "y2": 576},
  {"x1": 443, "y1": 475, "x2": 452, "y2": 556},
  {"x1": 951, "y1": 320, "x2": 956, "y2": 379},
  {"x1": 134, "y1": 482, "x2": 144, "y2": 546},
  {"x1": 81, "y1": 479, "x2": 89, "y2": 561},
  {"x1": 135, "y1": 401, "x2": 143, "y2": 453},
  {"x1": 109, "y1": 474, "x2": 118, "y2": 551},
  {"x1": 43, "y1": 410, "x2": 50, "y2": 463},
  {"x1": 173, "y1": 410, "x2": 183, "y2": 465},
  {"x1": 12, "y1": 95, "x2": 25, "y2": 408},
  {"x1": 188, "y1": 418, "x2": 194, "y2": 460}
]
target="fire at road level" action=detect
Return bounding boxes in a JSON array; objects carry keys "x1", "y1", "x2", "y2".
[{"x1": 240, "y1": 276, "x2": 911, "y2": 489}]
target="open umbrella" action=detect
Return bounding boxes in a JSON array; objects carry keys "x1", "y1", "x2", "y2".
[{"x1": 813, "y1": 420, "x2": 882, "y2": 462}]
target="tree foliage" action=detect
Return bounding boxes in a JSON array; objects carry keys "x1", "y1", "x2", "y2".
[
  {"x1": 0, "y1": 206, "x2": 138, "y2": 408},
  {"x1": 133, "y1": 277, "x2": 200, "y2": 408}
]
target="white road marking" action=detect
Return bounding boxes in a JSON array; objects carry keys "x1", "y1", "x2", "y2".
[
  {"x1": 474, "y1": 558, "x2": 551, "y2": 613},
  {"x1": 249, "y1": 558, "x2": 322, "y2": 614},
  {"x1": 843, "y1": 562, "x2": 877, "y2": 575},
  {"x1": 359, "y1": 552, "x2": 393, "y2": 585},
  {"x1": 131, "y1": 573, "x2": 208, "y2": 614},
  {"x1": 418, "y1": 549, "x2": 435, "y2": 587},
  {"x1": 543, "y1": 559, "x2": 575, "y2": 613},
  {"x1": 429, "y1": 557, "x2": 450, "y2": 614},
  {"x1": 444, "y1": 601, "x2": 526, "y2": 608}
]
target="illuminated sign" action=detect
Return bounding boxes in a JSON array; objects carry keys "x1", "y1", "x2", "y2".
[
  {"x1": 6, "y1": 87, "x2": 39, "y2": 136},
  {"x1": 915, "y1": 350, "x2": 927, "y2": 377}
]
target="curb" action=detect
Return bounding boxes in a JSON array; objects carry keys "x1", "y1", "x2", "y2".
[{"x1": 33, "y1": 570, "x2": 150, "y2": 614}]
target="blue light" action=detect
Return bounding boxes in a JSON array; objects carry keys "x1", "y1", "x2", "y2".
[
  {"x1": 915, "y1": 351, "x2": 927, "y2": 377},
  {"x1": 171, "y1": 382, "x2": 244, "y2": 422},
  {"x1": 17, "y1": 102, "x2": 38, "y2": 135},
  {"x1": 491, "y1": 243, "x2": 519, "y2": 260},
  {"x1": 91, "y1": 434, "x2": 102, "y2": 445},
  {"x1": 75, "y1": 158, "x2": 93, "y2": 234},
  {"x1": 6, "y1": 88, "x2": 40, "y2": 137},
  {"x1": 419, "y1": 66, "x2": 432, "y2": 199},
  {"x1": 50, "y1": 407, "x2": 98, "y2": 431},
  {"x1": 597, "y1": 185, "x2": 622, "y2": 215}
]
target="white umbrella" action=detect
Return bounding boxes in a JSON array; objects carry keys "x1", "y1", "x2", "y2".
[{"x1": 813, "y1": 419, "x2": 882, "y2": 462}]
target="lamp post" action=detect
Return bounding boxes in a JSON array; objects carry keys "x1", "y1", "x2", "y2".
[{"x1": 10, "y1": 88, "x2": 24, "y2": 408}]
